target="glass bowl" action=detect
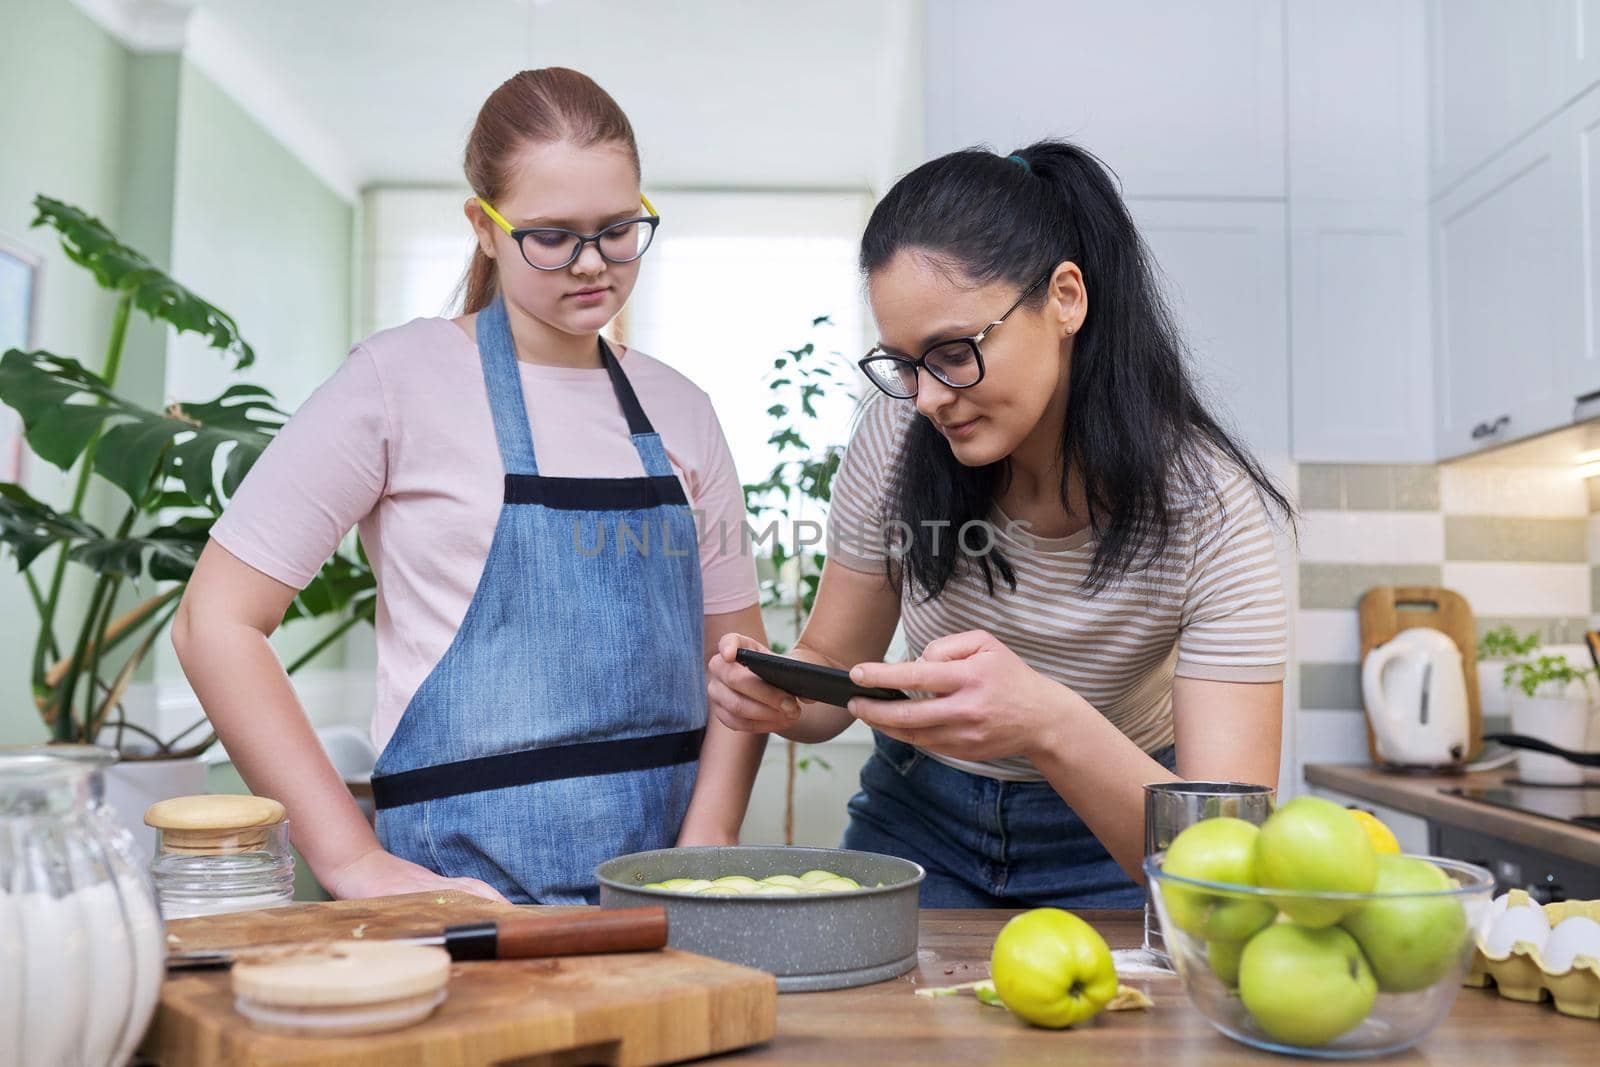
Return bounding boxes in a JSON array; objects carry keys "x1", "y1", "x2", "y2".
[{"x1": 1143, "y1": 851, "x2": 1494, "y2": 1058}]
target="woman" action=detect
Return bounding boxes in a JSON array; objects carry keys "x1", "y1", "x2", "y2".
[
  {"x1": 173, "y1": 69, "x2": 767, "y2": 904},
  {"x1": 708, "y1": 141, "x2": 1289, "y2": 908}
]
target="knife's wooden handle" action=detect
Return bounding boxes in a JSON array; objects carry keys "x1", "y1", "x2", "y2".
[{"x1": 494, "y1": 906, "x2": 668, "y2": 958}]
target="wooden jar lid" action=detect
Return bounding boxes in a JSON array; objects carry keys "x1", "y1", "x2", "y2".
[
  {"x1": 144, "y1": 794, "x2": 287, "y2": 854},
  {"x1": 232, "y1": 941, "x2": 452, "y2": 1008}
]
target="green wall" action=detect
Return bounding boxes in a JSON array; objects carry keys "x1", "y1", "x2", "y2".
[
  {"x1": 0, "y1": 0, "x2": 133, "y2": 745},
  {"x1": 165, "y1": 61, "x2": 354, "y2": 410},
  {"x1": 147, "y1": 60, "x2": 356, "y2": 684},
  {"x1": 0, "y1": 1, "x2": 358, "y2": 744}
]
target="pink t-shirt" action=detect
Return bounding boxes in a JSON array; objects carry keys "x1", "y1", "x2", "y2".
[{"x1": 211, "y1": 317, "x2": 758, "y2": 752}]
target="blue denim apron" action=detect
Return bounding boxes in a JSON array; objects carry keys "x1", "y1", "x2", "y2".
[{"x1": 370, "y1": 297, "x2": 705, "y2": 904}]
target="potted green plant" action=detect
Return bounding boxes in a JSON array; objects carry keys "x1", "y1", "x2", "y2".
[
  {"x1": 1479, "y1": 626, "x2": 1595, "y2": 785},
  {"x1": 0, "y1": 196, "x2": 373, "y2": 831},
  {"x1": 742, "y1": 316, "x2": 855, "y2": 845},
  {"x1": 1475, "y1": 624, "x2": 1541, "y2": 720}
]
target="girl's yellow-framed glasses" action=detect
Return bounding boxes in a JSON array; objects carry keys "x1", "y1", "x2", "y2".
[{"x1": 478, "y1": 195, "x2": 660, "y2": 271}]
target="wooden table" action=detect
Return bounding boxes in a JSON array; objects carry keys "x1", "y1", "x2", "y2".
[{"x1": 709, "y1": 909, "x2": 1597, "y2": 1065}]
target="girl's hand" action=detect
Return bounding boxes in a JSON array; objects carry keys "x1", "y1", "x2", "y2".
[
  {"x1": 846, "y1": 629, "x2": 1080, "y2": 762},
  {"x1": 706, "y1": 633, "x2": 805, "y2": 733},
  {"x1": 320, "y1": 845, "x2": 509, "y2": 903}
]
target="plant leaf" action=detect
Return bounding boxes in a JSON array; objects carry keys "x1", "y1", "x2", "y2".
[
  {"x1": 0, "y1": 349, "x2": 122, "y2": 469},
  {"x1": 66, "y1": 517, "x2": 211, "y2": 581},
  {"x1": 283, "y1": 549, "x2": 376, "y2": 623},
  {"x1": 0, "y1": 351, "x2": 285, "y2": 508},
  {"x1": 165, "y1": 386, "x2": 285, "y2": 508},
  {"x1": 0, "y1": 483, "x2": 104, "y2": 569},
  {"x1": 31, "y1": 196, "x2": 255, "y2": 368}
]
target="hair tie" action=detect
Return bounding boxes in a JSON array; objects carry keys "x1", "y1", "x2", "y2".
[{"x1": 1006, "y1": 153, "x2": 1032, "y2": 173}]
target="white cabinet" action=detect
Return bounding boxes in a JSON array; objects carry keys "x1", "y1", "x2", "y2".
[
  {"x1": 1131, "y1": 201, "x2": 1290, "y2": 472},
  {"x1": 1288, "y1": 0, "x2": 1429, "y2": 204},
  {"x1": 1427, "y1": 0, "x2": 1571, "y2": 194},
  {"x1": 1427, "y1": 0, "x2": 1600, "y2": 196},
  {"x1": 1431, "y1": 101, "x2": 1586, "y2": 459},
  {"x1": 1291, "y1": 204, "x2": 1434, "y2": 462},
  {"x1": 1570, "y1": 87, "x2": 1600, "y2": 408},
  {"x1": 923, "y1": 0, "x2": 1285, "y2": 199},
  {"x1": 1286, "y1": 0, "x2": 1434, "y2": 463}
]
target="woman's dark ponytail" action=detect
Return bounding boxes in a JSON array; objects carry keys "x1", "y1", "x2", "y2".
[{"x1": 860, "y1": 140, "x2": 1290, "y2": 599}]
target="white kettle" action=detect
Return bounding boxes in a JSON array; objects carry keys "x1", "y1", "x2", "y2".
[{"x1": 1361, "y1": 627, "x2": 1471, "y2": 769}]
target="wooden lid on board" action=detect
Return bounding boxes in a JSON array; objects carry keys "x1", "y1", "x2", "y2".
[{"x1": 232, "y1": 941, "x2": 452, "y2": 1008}]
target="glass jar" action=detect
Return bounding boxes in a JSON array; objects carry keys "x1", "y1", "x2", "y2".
[
  {"x1": 145, "y1": 794, "x2": 295, "y2": 919},
  {"x1": 0, "y1": 746, "x2": 165, "y2": 1067}
]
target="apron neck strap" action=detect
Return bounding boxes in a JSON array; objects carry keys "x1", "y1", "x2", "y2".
[
  {"x1": 598, "y1": 336, "x2": 656, "y2": 439},
  {"x1": 475, "y1": 298, "x2": 665, "y2": 478},
  {"x1": 476, "y1": 297, "x2": 539, "y2": 476}
]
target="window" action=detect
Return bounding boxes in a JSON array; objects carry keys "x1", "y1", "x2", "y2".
[
  {"x1": 623, "y1": 190, "x2": 870, "y2": 502},
  {"x1": 360, "y1": 187, "x2": 475, "y2": 337}
]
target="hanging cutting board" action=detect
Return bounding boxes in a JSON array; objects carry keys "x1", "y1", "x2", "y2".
[
  {"x1": 145, "y1": 891, "x2": 777, "y2": 1067},
  {"x1": 1357, "y1": 585, "x2": 1483, "y2": 764}
]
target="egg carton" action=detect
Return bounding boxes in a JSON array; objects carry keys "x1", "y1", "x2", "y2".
[{"x1": 1466, "y1": 890, "x2": 1600, "y2": 1019}]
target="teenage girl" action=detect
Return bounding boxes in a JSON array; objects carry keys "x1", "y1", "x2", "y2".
[{"x1": 174, "y1": 69, "x2": 766, "y2": 904}]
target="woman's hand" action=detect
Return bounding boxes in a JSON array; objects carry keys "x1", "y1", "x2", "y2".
[
  {"x1": 846, "y1": 629, "x2": 1082, "y2": 762},
  {"x1": 320, "y1": 845, "x2": 509, "y2": 903},
  {"x1": 706, "y1": 633, "x2": 805, "y2": 733}
]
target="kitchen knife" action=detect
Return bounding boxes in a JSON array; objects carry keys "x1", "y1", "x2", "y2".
[{"x1": 166, "y1": 905, "x2": 668, "y2": 972}]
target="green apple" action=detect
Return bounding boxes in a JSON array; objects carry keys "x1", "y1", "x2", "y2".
[
  {"x1": 1253, "y1": 797, "x2": 1377, "y2": 926},
  {"x1": 990, "y1": 908, "x2": 1119, "y2": 1028},
  {"x1": 1159, "y1": 817, "x2": 1276, "y2": 941},
  {"x1": 1206, "y1": 938, "x2": 1245, "y2": 988},
  {"x1": 1340, "y1": 855, "x2": 1466, "y2": 992},
  {"x1": 1239, "y1": 923, "x2": 1377, "y2": 1046}
]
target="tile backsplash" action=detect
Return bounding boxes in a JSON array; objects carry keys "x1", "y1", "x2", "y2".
[{"x1": 1293, "y1": 462, "x2": 1598, "y2": 774}]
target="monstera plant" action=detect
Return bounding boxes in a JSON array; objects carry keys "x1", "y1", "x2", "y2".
[{"x1": 0, "y1": 196, "x2": 373, "y2": 758}]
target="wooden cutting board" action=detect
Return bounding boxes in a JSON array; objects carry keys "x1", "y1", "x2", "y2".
[
  {"x1": 145, "y1": 892, "x2": 777, "y2": 1067},
  {"x1": 1357, "y1": 585, "x2": 1483, "y2": 764}
]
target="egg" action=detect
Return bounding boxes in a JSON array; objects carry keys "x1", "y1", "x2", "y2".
[
  {"x1": 1477, "y1": 892, "x2": 1512, "y2": 940},
  {"x1": 1541, "y1": 916, "x2": 1600, "y2": 972},
  {"x1": 1483, "y1": 902, "x2": 1551, "y2": 957}
]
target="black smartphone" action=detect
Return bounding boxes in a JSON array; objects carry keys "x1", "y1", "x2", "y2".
[{"x1": 734, "y1": 648, "x2": 909, "y2": 707}]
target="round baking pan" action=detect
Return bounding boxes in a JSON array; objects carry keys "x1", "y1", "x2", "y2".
[{"x1": 597, "y1": 845, "x2": 923, "y2": 993}]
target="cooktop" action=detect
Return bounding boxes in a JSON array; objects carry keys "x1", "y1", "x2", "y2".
[{"x1": 1441, "y1": 783, "x2": 1600, "y2": 831}]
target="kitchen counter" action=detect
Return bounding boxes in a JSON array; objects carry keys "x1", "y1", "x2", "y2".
[
  {"x1": 1304, "y1": 762, "x2": 1600, "y2": 868},
  {"x1": 147, "y1": 897, "x2": 1596, "y2": 1065},
  {"x1": 708, "y1": 908, "x2": 1597, "y2": 1066}
]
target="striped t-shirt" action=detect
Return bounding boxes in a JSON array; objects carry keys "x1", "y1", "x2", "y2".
[{"x1": 826, "y1": 396, "x2": 1287, "y2": 781}]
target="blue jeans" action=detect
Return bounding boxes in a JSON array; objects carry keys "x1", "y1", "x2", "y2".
[{"x1": 842, "y1": 731, "x2": 1178, "y2": 908}]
